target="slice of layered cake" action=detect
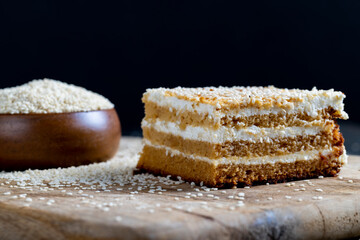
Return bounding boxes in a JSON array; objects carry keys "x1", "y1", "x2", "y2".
[{"x1": 137, "y1": 86, "x2": 348, "y2": 187}]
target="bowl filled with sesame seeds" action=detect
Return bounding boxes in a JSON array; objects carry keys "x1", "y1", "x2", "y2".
[{"x1": 0, "y1": 79, "x2": 121, "y2": 170}]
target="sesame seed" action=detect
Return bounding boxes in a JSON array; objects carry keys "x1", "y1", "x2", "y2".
[
  {"x1": 348, "y1": 180, "x2": 353, "y2": 183},
  {"x1": 285, "y1": 196, "x2": 292, "y2": 199},
  {"x1": 312, "y1": 196, "x2": 323, "y2": 200},
  {"x1": 3, "y1": 192, "x2": 11, "y2": 195},
  {"x1": 315, "y1": 189, "x2": 323, "y2": 192}
]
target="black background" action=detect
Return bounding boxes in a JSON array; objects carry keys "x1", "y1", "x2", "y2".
[{"x1": 1, "y1": 1, "x2": 360, "y2": 151}]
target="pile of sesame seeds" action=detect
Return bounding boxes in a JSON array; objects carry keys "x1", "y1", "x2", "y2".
[{"x1": 0, "y1": 79, "x2": 114, "y2": 114}]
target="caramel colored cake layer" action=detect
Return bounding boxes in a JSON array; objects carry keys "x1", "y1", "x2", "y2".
[
  {"x1": 143, "y1": 127, "x2": 337, "y2": 159},
  {"x1": 138, "y1": 144, "x2": 345, "y2": 187},
  {"x1": 144, "y1": 101, "x2": 342, "y2": 129},
  {"x1": 138, "y1": 86, "x2": 348, "y2": 187}
]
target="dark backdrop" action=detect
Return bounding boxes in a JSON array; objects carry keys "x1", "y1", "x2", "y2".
[{"x1": 1, "y1": 1, "x2": 360, "y2": 138}]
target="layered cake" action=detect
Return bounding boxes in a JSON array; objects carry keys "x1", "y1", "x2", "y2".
[{"x1": 137, "y1": 86, "x2": 348, "y2": 187}]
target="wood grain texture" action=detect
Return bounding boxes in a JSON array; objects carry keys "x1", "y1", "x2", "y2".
[{"x1": 0, "y1": 137, "x2": 359, "y2": 240}]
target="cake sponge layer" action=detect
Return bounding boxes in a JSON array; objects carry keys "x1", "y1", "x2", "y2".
[
  {"x1": 142, "y1": 126, "x2": 339, "y2": 159},
  {"x1": 144, "y1": 101, "x2": 343, "y2": 129},
  {"x1": 137, "y1": 144, "x2": 345, "y2": 187}
]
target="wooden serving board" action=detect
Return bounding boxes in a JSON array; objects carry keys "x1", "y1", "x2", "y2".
[{"x1": 0, "y1": 137, "x2": 359, "y2": 240}]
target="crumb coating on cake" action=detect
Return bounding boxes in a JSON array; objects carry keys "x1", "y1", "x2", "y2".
[{"x1": 143, "y1": 86, "x2": 348, "y2": 119}]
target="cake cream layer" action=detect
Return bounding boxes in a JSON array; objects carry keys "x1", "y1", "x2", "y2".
[
  {"x1": 144, "y1": 100, "x2": 343, "y2": 129},
  {"x1": 142, "y1": 118, "x2": 335, "y2": 144},
  {"x1": 137, "y1": 143, "x2": 346, "y2": 187},
  {"x1": 142, "y1": 139, "x2": 347, "y2": 166},
  {"x1": 143, "y1": 86, "x2": 348, "y2": 121}
]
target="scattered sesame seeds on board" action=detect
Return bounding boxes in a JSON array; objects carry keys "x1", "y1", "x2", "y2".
[{"x1": 0, "y1": 137, "x2": 359, "y2": 239}]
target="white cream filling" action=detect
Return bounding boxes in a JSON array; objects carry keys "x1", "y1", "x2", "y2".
[
  {"x1": 142, "y1": 119, "x2": 330, "y2": 143},
  {"x1": 145, "y1": 92, "x2": 348, "y2": 120},
  {"x1": 144, "y1": 139, "x2": 338, "y2": 166},
  {"x1": 339, "y1": 149, "x2": 348, "y2": 165}
]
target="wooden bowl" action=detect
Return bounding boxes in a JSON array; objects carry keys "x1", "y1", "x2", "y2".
[{"x1": 0, "y1": 109, "x2": 121, "y2": 171}]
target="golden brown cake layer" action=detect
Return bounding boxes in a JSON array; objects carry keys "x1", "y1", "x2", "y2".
[
  {"x1": 144, "y1": 101, "x2": 342, "y2": 129},
  {"x1": 137, "y1": 144, "x2": 345, "y2": 187},
  {"x1": 142, "y1": 123, "x2": 342, "y2": 158}
]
